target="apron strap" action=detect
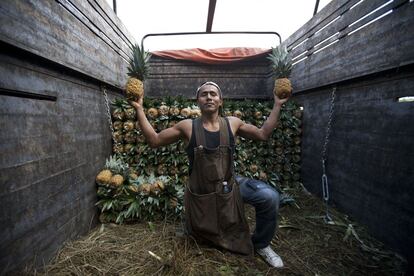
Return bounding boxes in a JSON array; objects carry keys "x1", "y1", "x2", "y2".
[
  {"x1": 194, "y1": 118, "x2": 206, "y2": 147},
  {"x1": 219, "y1": 117, "x2": 230, "y2": 146}
]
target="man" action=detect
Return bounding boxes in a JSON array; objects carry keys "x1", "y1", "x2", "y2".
[{"x1": 129, "y1": 81, "x2": 289, "y2": 268}]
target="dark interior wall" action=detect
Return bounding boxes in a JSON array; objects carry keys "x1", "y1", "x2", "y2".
[
  {"x1": 146, "y1": 56, "x2": 274, "y2": 99},
  {"x1": 0, "y1": 0, "x2": 132, "y2": 273},
  {"x1": 284, "y1": 0, "x2": 414, "y2": 257}
]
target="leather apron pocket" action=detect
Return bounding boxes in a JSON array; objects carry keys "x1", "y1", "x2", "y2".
[
  {"x1": 187, "y1": 188, "x2": 219, "y2": 236},
  {"x1": 216, "y1": 184, "x2": 239, "y2": 231}
]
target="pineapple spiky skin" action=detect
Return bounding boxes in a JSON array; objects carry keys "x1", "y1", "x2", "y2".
[
  {"x1": 96, "y1": 169, "x2": 112, "y2": 185},
  {"x1": 180, "y1": 108, "x2": 191, "y2": 118},
  {"x1": 274, "y1": 78, "x2": 292, "y2": 99},
  {"x1": 126, "y1": 44, "x2": 151, "y2": 101},
  {"x1": 126, "y1": 78, "x2": 144, "y2": 100},
  {"x1": 109, "y1": 174, "x2": 124, "y2": 187}
]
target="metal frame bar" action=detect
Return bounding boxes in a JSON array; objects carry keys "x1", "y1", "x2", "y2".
[{"x1": 141, "y1": 31, "x2": 282, "y2": 49}]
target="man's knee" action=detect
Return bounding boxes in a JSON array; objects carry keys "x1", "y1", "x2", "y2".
[{"x1": 260, "y1": 188, "x2": 280, "y2": 209}]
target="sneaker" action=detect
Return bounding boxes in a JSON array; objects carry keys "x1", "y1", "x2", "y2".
[{"x1": 256, "y1": 246, "x2": 284, "y2": 268}]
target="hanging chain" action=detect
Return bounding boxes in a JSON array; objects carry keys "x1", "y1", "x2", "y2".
[
  {"x1": 321, "y1": 86, "x2": 336, "y2": 224},
  {"x1": 102, "y1": 85, "x2": 115, "y2": 143}
]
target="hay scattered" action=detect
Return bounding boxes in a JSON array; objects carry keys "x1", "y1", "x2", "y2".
[{"x1": 38, "y1": 187, "x2": 405, "y2": 275}]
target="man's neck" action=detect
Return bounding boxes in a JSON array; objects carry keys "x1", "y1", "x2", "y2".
[{"x1": 201, "y1": 112, "x2": 220, "y2": 131}]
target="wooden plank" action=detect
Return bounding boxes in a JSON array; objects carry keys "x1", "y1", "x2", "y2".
[
  {"x1": 59, "y1": 0, "x2": 132, "y2": 60},
  {"x1": 0, "y1": 0, "x2": 128, "y2": 88},
  {"x1": 283, "y1": 0, "x2": 361, "y2": 48},
  {"x1": 290, "y1": 2, "x2": 414, "y2": 92},
  {"x1": 290, "y1": 0, "x2": 391, "y2": 58},
  {"x1": 147, "y1": 56, "x2": 273, "y2": 99},
  {"x1": 90, "y1": 0, "x2": 136, "y2": 46},
  {"x1": 0, "y1": 48, "x2": 119, "y2": 273}
]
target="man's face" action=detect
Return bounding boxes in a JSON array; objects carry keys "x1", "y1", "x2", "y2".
[{"x1": 197, "y1": 84, "x2": 223, "y2": 113}]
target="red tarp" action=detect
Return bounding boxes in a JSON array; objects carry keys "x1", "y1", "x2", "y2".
[{"x1": 151, "y1": 47, "x2": 271, "y2": 64}]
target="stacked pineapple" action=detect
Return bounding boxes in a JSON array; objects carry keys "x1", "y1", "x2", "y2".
[{"x1": 267, "y1": 45, "x2": 293, "y2": 99}]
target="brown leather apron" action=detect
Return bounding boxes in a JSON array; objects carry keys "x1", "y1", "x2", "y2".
[{"x1": 184, "y1": 117, "x2": 253, "y2": 255}]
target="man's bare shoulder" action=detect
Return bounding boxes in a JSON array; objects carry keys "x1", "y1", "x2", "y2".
[
  {"x1": 175, "y1": 119, "x2": 192, "y2": 140},
  {"x1": 225, "y1": 116, "x2": 244, "y2": 136},
  {"x1": 175, "y1": 119, "x2": 192, "y2": 129}
]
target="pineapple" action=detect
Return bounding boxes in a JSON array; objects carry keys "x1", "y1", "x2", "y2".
[
  {"x1": 113, "y1": 131, "x2": 124, "y2": 143},
  {"x1": 106, "y1": 155, "x2": 128, "y2": 174},
  {"x1": 123, "y1": 120, "x2": 135, "y2": 132},
  {"x1": 169, "y1": 106, "x2": 180, "y2": 116},
  {"x1": 113, "y1": 143, "x2": 124, "y2": 154},
  {"x1": 190, "y1": 108, "x2": 201, "y2": 118},
  {"x1": 254, "y1": 111, "x2": 262, "y2": 119},
  {"x1": 267, "y1": 45, "x2": 293, "y2": 99},
  {"x1": 154, "y1": 180, "x2": 165, "y2": 190},
  {"x1": 124, "y1": 131, "x2": 136, "y2": 144},
  {"x1": 233, "y1": 110, "x2": 243, "y2": 119},
  {"x1": 180, "y1": 107, "x2": 191, "y2": 118},
  {"x1": 125, "y1": 44, "x2": 151, "y2": 101},
  {"x1": 113, "y1": 121, "x2": 123, "y2": 131},
  {"x1": 147, "y1": 107, "x2": 158, "y2": 119},
  {"x1": 124, "y1": 107, "x2": 136, "y2": 120},
  {"x1": 112, "y1": 99, "x2": 126, "y2": 120},
  {"x1": 110, "y1": 174, "x2": 124, "y2": 186},
  {"x1": 158, "y1": 103, "x2": 169, "y2": 116},
  {"x1": 96, "y1": 169, "x2": 112, "y2": 185}
]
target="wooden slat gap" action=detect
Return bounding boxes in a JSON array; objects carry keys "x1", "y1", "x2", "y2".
[{"x1": 0, "y1": 87, "x2": 57, "y2": 101}]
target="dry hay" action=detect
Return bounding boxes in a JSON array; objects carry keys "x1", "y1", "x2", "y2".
[{"x1": 38, "y1": 187, "x2": 405, "y2": 276}]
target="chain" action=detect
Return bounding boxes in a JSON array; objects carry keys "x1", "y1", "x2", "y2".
[
  {"x1": 321, "y1": 86, "x2": 336, "y2": 224},
  {"x1": 102, "y1": 85, "x2": 115, "y2": 143},
  {"x1": 322, "y1": 87, "x2": 336, "y2": 161}
]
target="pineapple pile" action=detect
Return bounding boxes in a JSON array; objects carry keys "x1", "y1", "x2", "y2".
[
  {"x1": 125, "y1": 44, "x2": 151, "y2": 101},
  {"x1": 96, "y1": 96, "x2": 302, "y2": 223},
  {"x1": 267, "y1": 45, "x2": 293, "y2": 99}
]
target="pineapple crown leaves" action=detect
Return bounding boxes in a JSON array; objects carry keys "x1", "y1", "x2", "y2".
[
  {"x1": 267, "y1": 45, "x2": 293, "y2": 79},
  {"x1": 112, "y1": 98, "x2": 128, "y2": 109},
  {"x1": 105, "y1": 155, "x2": 129, "y2": 175},
  {"x1": 127, "y1": 43, "x2": 151, "y2": 81}
]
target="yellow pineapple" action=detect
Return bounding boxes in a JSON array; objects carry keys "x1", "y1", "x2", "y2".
[
  {"x1": 147, "y1": 107, "x2": 158, "y2": 119},
  {"x1": 233, "y1": 110, "x2": 243, "y2": 119},
  {"x1": 180, "y1": 107, "x2": 191, "y2": 118},
  {"x1": 192, "y1": 108, "x2": 201, "y2": 118},
  {"x1": 154, "y1": 180, "x2": 165, "y2": 190},
  {"x1": 254, "y1": 111, "x2": 262, "y2": 119},
  {"x1": 268, "y1": 45, "x2": 293, "y2": 99},
  {"x1": 96, "y1": 169, "x2": 112, "y2": 185},
  {"x1": 169, "y1": 106, "x2": 180, "y2": 116},
  {"x1": 158, "y1": 103, "x2": 169, "y2": 116},
  {"x1": 110, "y1": 174, "x2": 124, "y2": 187},
  {"x1": 125, "y1": 44, "x2": 151, "y2": 101}
]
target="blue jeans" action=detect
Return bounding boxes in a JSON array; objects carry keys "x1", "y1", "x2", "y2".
[{"x1": 235, "y1": 175, "x2": 280, "y2": 249}]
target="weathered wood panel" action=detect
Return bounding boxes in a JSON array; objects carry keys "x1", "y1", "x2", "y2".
[
  {"x1": 290, "y1": 0, "x2": 393, "y2": 58},
  {"x1": 294, "y1": 68, "x2": 414, "y2": 257},
  {"x1": 285, "y1": 0, "x2": 414, "y2": 259},
  {"x1": 0, "y1": 44, "x2": 121, "y2": 273},
  {"x1": 146, "y1": 56, "x2": 274, "y2": 99},
  {"x1": 0, "y1": 0, "x2": 133, "y2": 89},
  {"x1": 287, "y1": 0, "x2": 414, "y2": 92}
]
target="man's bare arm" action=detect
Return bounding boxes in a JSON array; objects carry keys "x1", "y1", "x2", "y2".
[
  {"x1": 130, "y1": 99, "x2": 190, "y2": 148},
  {"x1": 235, "y1": 95, "x2": 289, "y2": 141}
]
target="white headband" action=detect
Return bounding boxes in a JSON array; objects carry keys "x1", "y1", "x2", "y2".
[{"x1": 196, "y1": 81, "x2": 222, "y2": 98}]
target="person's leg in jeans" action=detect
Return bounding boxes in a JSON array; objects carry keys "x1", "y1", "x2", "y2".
[
  {"x1": 235, "y1": 175, "x2": 280, "y2": 248},
  {"x1": 236, "y1": 175, "x2": 284, "y2": 267}
]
